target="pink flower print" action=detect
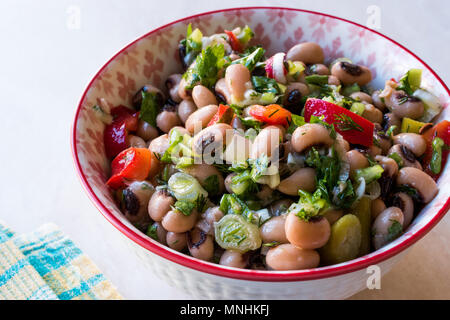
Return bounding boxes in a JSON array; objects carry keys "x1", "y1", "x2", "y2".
[
  {"x1": 347, "y1": 25, "x2": 375, "y2": 55},
  {"x1": 323, "y1": 37, "x2": 344, "y2": 63},
  {"x1": 184, "y1": 15, "x2": 213, "y2": 32},
  {"x1": 97, "y1": 71, "x2": 114, "y2": 97},
  {"x1": 116, "y1": 71, "x2": 136, "y2": 102},
  {"x1": 117, "y1": 44, "x2": 140, "y2": 74},
  {"x1": 87, "y1": 160, "x2": 107, "y2": 186},
  {"x1": 309, "y1": 15, "x2": 338, "y2": 41},
  {"x1": 149, "y1": 26, "x2": 175, "y2": 54},
  {"x1": 252, "y1": 23, "x2": 271, "y2": 50},
  {"x1": 283, "y1": 27, "x2": 304, "y2": 52},
  {"x1": 223, "y1": 9, "x2": 255, "y2": 27},
  {"x1": 265, "y1": 9, "x2": 297, "y2": 38},
  {"x1": 86, "y1": 127, "x2": 104, "y2": 154},
  {"x1": 143, "y1": 50, "x2": 164, "y2": 86}
]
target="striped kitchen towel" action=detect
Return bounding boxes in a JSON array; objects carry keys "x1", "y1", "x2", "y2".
[{"x1": 0, "y1": 221, "x2": 122, "y2": 300}]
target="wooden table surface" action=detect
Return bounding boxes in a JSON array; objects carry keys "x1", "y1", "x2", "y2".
[{"x1": 0, "y1": 0, "x2": 448, "y2": 299}]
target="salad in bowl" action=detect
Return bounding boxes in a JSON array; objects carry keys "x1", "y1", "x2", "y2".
[{"x1": 90, "y1": 23, "x2": 449, "y2": 272}]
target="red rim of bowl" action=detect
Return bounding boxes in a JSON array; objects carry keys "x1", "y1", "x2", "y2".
[{"x1": 71, "y1": 6, "x2": 450, "y2": 282}]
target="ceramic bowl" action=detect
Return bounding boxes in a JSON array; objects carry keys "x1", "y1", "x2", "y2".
[{"x1": 72, "y1": 7, "x2": 450, "y2": 299}]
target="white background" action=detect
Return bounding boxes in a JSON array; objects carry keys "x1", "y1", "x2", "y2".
[{"x1": 0, "y1": 0, "x2": 449, "y2": 299}]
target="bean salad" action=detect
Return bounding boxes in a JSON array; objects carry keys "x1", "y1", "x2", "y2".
[{"x1": 94, "y1": 25, "x2": 449, "y2": 270}]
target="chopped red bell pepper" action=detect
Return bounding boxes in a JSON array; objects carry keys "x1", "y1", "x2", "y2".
[
  {"x1": 249, "y1": 104, "x2": 292, "y2": 127},
  {"x1": 421, "y1": 120, "x2": 450, "y2": 180},
  {"x1": 224, "y1": 30, "x2": 243, "y2": 52},
  {"x1": 104, "y1": 106, "x2": 139, "y2": 158},
  {"x1": 104, "y1": 122, "x2": 128, "y2": 159},
  {"x1": 304, "y1": 98, "x2": 374, "y2": 147},
  {"x1": 106, "y1": 147, "x2": 152, "y2": 189},
  {"x1": 207, "y1": 104, "x2": 234, "y2": 126},
  {"x1": 110, "y1": 105, "x2": 139, "y2": 131}
]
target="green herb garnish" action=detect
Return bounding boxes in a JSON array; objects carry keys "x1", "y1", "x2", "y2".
[
  {"x1": 146, "y1": 224, "x2": 159, "y2": 241},
  {"x1": 139, "y1": 91, "x2": 161, "y2": 126},
  {"x1": 173, "y1": 200, "x2": 196, "y2": 216},
  {"x1": 333, "y1": 113, "x2": 363, "y2": 132}
]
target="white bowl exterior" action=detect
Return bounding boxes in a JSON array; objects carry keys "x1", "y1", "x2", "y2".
[
  {"x1": 121, "y1": 230, "x2": 404, "y2": 300},
  {"x1": 74, "y1": 8, "x2": 449, "y2": 299}
]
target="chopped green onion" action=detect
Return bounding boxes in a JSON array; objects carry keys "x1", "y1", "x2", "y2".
[
  {"x1": 350, "y1": 102, "x2": 365, "y2": 116},
  {"x1": 430, "y1": 137, "x2": 444, "y2": 174},
  {"x1": 214, "y1": 214, "x2": 262, "y2": 252},
  {"x1": 341, "y1": 83, "x2": 360, "y2": 96},
  {"x1": 353, "y1": 165, "x2": 384, "y2": 185},
  {"x1": 413, "y1": 89, "x2": 442, "y2": 122},
  {"x1": 388, "y1": 152, "x2": 404, "y2": 168},
  {"x1": 305, "y1": 75, "x2": 329, "y2": 86}
]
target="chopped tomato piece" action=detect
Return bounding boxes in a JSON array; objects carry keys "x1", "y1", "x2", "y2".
[
  {"x1": 249, "y1": 104, "x2": 292, "y2": 127},
  {"x1": 304, "y1": 98, "x2": 374, "y2": 147},
  {"x1": 421, "y1": 120, "x2": 450, "y2": 180},
  {"x1": 208, "y1": 104, "x2": 234, "y2": 126},
  {"x1": 225, "y1": 30, "x2": 243, "y2": 52},
  {"x1": 106, "y1": 147, "x2": 152, "y2": 189}
]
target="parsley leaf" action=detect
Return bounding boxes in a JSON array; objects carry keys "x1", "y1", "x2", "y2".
[
  {"x1": 173, "y1": 200, "x2": 195, "y2": 216},
  {"x1": 219, "y1": 193, "x2": 255, "y2": 223},
  {"x1": 231, "y1": 47, "x2": 265, "y2": 71},
  {"x1": 291, "y1": 189, "x2": 329, "y2": 221},
  {"x1": 184, "y1": 44, "x2": 226, "y2": 89},
  {"x1": 386, "y1": 220, "x2": 403, "y2": 242},
  {"x1": 139, "y1": 91, "x2": 161, "y2": 126},
  {"x1": 287, "y1": 114, "x2": 306, "y2": 134},
  {"x1": 251, "y1": 76, "x2": 281, "y2": 94},
  {"x1": 179, "y1": 23, "x2": 203, "y2": 67},
  {"x1": 146, "y1": 224, "x2": 159, "y2": 241}
]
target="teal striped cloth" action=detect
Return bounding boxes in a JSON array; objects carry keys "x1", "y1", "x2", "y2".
[{"x1": 0, "y1": 222, "x2": 122, "y2": 300}]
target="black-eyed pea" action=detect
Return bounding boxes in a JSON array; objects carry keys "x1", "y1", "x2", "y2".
[
  {"x1": 260, "y1": 215, "x2": 288, "y2": 244},
  {"x1": 136, "y1": 120, "x2": 159, "y2": 141},
  {"x1": 291, "y1": 123, "x2": 334, "y2": 153},
  {"x1": 219, "y1": 250, "x2": 248, "y2": 269},
  {"x1": 265, "y1": 244, "x2": 320, "y2": 270},
  {"x1": 161, "y1": 209, "x2": 199, "y2": 233},
  {"x1": 127, "y1": 134, "x2": 147, "y2": 148},
  {"x1": 372, "y1": 207, "x2": 404, "y2": 250},
  {"x1": 185, "y1": 104, "x2": 219, "y2": 134},
  {"x1": 396, "y1": 167, "x2": 438, "y2": 204},
  {"x1": 166, "y1": 232, "x2": 187, "y2": 252},
  {"x1": 391, "y1": 192, "x2": 414, "y2": 229},
  {"x1": 188, "y1": 228, "x2": 214, "y2": 261},
  {"x1": 177, "y1": 99, "x2": 198, "y2": 124},
  {"x1": 277, "y1": 168, "x2": 316, "y2": 196},
  {"x1": 371, "y1": 198, "x2": 386, "y2": 221},
  {"x1": 285, "y1": 213, "x2": 331, "y2": 250},
  {"x1": 346, "y1": 150, "x2": 369, "y2": 176},
  {"x1": 286, "y1": 42, "x2": 324, "y2": 64},
  {"x1": 350, "y1": 91, "x2": 373, "y2": 104},
  {"x1": 225, "y1": 64, "x2": 251, "y2": 102},
  {"x1": 147, "y1": 189, "x2": 174, "y2": 222},
  {"x1": 192, "y1": 85, "x2": 218, "y2": 108},
  {"x1": 156, "y1": 106, "x2": 182, "y2": 133},
  {"x1": 392, "y1": 133, "x2": 427, "y2": 157},
  {"x1": 331, "y1": 61, "x2": 372, "y2": 86}
]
